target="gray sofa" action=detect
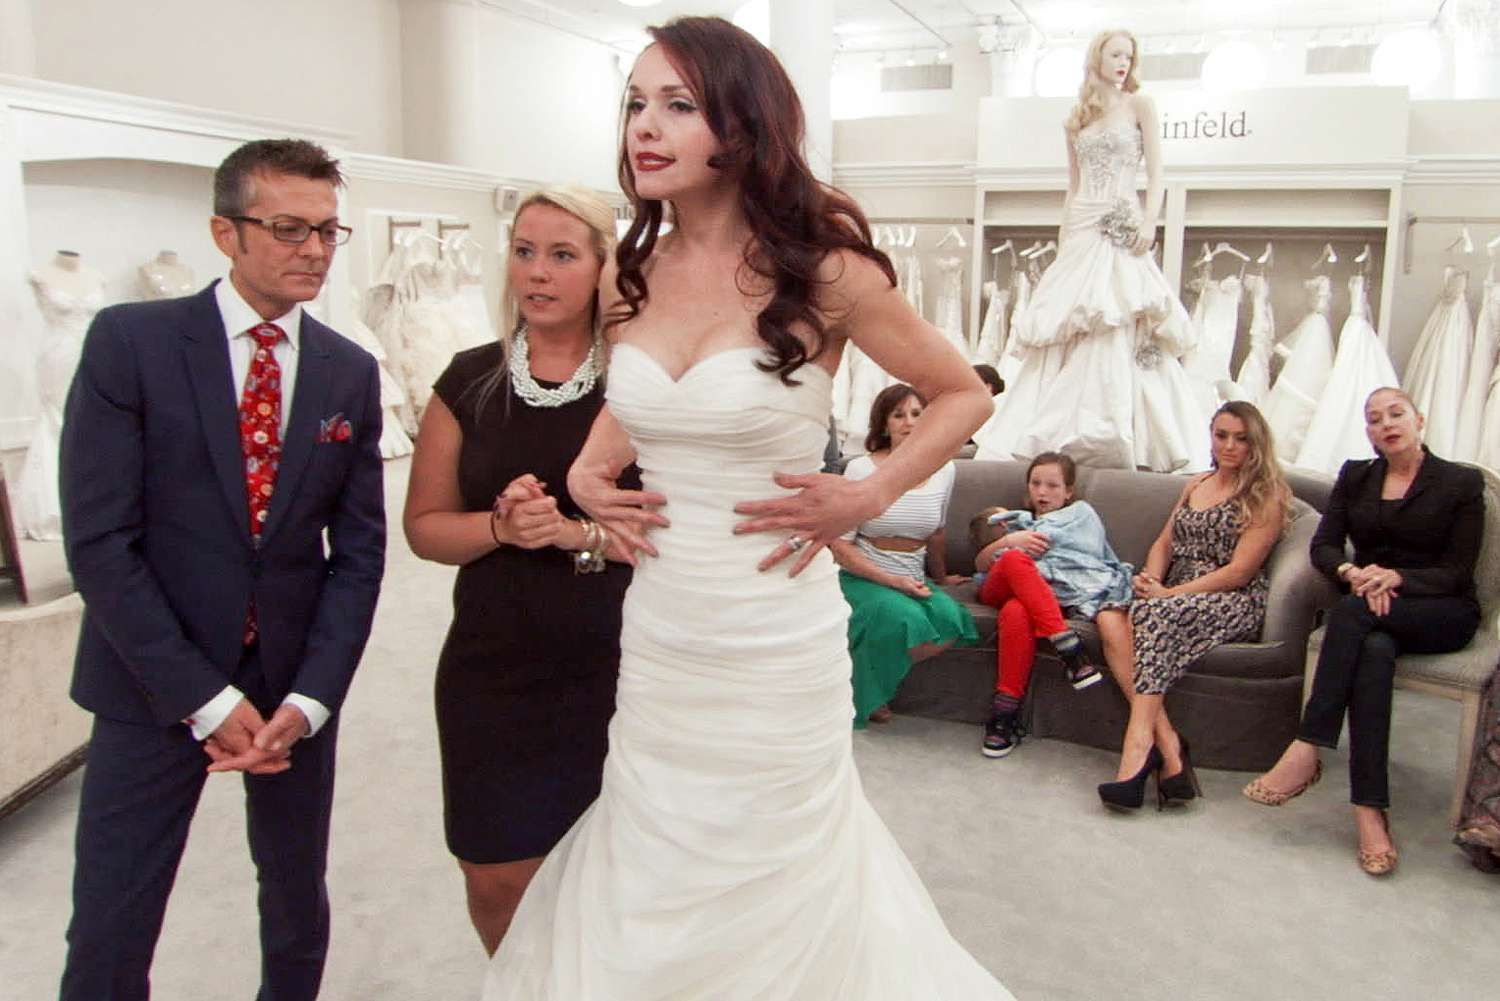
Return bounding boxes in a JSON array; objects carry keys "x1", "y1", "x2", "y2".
[{"x1": 886, "y1": 460, "x2": 1338, "y2": 772}]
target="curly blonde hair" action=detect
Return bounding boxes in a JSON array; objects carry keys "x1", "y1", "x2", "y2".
[
  {"x1": 1213, "y1": 401, "x2": 1292, "y2": 531},
  {"x1": 1064, "y1": 29, "x2": 1141, "y2": 135}
]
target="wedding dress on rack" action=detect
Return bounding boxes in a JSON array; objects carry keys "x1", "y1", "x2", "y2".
[
  {"x1": 1235, "y1": 272, "x2": 1275, "y2": 405},
  {"x1": 931, "y1": 256, "x2": 968, "y2": 357},
  {"x1": 973, "y1": 124, "x2": 1204, "y2": 471},
  {"x1": 443, "y1": 230, "x2": 495, "y2": 348},
  {"x1": 973, "y1": 279, "x2": 1011, "y2": 368},
  {"x1": 997, "y1": 268, "x2": 1033, "y2": 384},
  {"x1": 1263, "y1": 275, "x2": 1335, "y2": 463},
  {"x1": 1403, "y1": 267, "x2": 1473, "y2": 457},
  {"x1": 1294, "y1": 273, "x2": 1398, "y2": 474},
  {"x1": 1454, "y1": 268, "x2": 1498, "y2": 463},
  {"x1": 1182, "y1": 270, "x2": 1244, "y2": 419},
  {"x1": 368, "y1": 230, "x2": 486, "y2": 418}
]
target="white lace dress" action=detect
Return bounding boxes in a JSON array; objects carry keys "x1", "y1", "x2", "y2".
[
  {"x1": 973, "y1": 123, "x2": 1205, "y2": 471},
  {"x1": 17, "y1": 276, "x2": 105, "y2": 540},
  {"x1": 931, "y1": 256, "x2": 968, "y2": 357},
  {"x1": 483, "y1": 345, "x2": 1015, "y2": 1000},
  {"x1": 1235, "y1": 272, "x2": 1275, "y2": 405},
  {"x1": 973, "y1": 279, "x2": 1011, "y2": 369}
]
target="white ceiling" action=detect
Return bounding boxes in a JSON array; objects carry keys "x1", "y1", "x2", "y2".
[{"x1": 474, "y1": 0, "x2": 1443, "y2": 53}]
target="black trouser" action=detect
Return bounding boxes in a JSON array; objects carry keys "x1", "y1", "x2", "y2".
[
  {"x1": 60, "y1": 650, "x2": 339, "y2": 1001},
  {"x1": 1299, "y1": 593, "x2": 1479, "y2": 808}
]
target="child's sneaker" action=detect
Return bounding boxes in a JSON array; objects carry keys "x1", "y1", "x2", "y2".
[
  {"x1": 982, "y1": 710, "x2": 1025, "y2": 758},
  {"x1": 1062, "y1": 649, "x2": 1103, "y2": 691}
]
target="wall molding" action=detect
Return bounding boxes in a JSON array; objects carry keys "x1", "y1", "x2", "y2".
[
  {"x1": 833, "y1": 161, "x2": 976, "y2": 188},
  {"x1": 0, "y1": 73, "x2": 353, "y2": 159},
  {"x1": 341, "y1": 152, "x2": 505, "y2": 193},
  {"x1": 1405, "y1": 154, "x2": 1500, "y2": 186}
]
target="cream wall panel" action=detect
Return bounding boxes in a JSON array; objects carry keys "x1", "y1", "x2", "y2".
[
  {"x1": 28, "y1": 0, "x2": 404, "y2": 155},
  {"x1": 834, "y1": 114, "x2": 977, "y2": 165}
]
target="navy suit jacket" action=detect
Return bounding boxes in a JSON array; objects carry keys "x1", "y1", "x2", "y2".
[{"x1": 60, "y1": 281, "x2": 386, "y2": 728}]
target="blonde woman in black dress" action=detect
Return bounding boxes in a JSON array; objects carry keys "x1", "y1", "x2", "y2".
[
  {"x1": 1099, "y1": 401, "x2": 1290, "y2": 809},
  {"x1": 404, "y1": 187, "x2": 634, "y2": 954}
]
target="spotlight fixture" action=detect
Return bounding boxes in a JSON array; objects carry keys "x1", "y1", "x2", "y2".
[{"x1": 937, "y1": 47, "x2": 949, "y2": 61}]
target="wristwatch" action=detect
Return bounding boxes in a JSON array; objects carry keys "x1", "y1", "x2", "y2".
[{"x1": 1336, "y1": 562, "x2": 1354, "y2": 581}]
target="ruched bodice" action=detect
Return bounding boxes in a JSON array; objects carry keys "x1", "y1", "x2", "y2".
[
  {"x1": 1306, "y1": 274, "x2": 1333, "y2": 315},
  {"x1": 486, "y1": 343, "x2": 1015, "y2": 1001},
  {"x1": 1073, "y1": 123, "x2": 1142, "y2": 202}
]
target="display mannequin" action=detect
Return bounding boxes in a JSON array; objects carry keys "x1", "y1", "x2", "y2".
[
  {"x1": 18, "y1": 250, "x2": 107, "y2": 540},
  {"x1": 974, "y1": 29, "x2": 1205, "y2": 472},
  {"x1": 137, "y1": 249, "x2": 196, "y2": 299}
]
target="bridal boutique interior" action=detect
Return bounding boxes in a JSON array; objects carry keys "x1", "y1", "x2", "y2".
[{"x1": 2, "y1": 0, "x2": 1499, "y2": 998}]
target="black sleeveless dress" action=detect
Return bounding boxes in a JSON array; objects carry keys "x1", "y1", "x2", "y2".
[{"x1": 432, "y1": 343, "x2": 634, "y2": 863}]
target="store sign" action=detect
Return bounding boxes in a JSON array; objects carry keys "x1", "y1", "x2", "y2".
[
  {"x1": 977, "y1": 87, "x2": 1409, "y2": 170},
  {"x1": 1159, "y1": 109, "x2": 1251, "y2": 141}
]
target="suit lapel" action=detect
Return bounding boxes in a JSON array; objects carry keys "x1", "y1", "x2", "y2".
[
  {"x1": 1399, "y1": 448, "x2": 1440, "y2": 508},
  {"x1": 259, "y1": 317, "x2": 333, "y2": 545},
  {"x1": 181, "y1": 282, "x2": 252, "y2": 543}
]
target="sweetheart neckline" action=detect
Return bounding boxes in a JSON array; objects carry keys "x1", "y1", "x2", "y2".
[{"x1": 613, "y1": 341, "x2": 834, "y2": 387}]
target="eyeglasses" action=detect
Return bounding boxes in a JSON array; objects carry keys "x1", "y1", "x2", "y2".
[{"x1": 228, "y1": 215, "x2": 353, "y2": 246}]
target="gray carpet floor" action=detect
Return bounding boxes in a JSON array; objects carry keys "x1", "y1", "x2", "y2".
[{"x1": 2, "y1": 460, "x2": 1495, "y2": 999}]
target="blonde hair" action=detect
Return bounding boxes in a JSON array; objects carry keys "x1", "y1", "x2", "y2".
[
  {"x1": 1065, "y1": 29, "x2": 1141, "y2": 135},
  {"x1": 1213, "y1": 401, "x2": 1292, "y2": 531},
  {"x1": 474, "y1": 185, "x2": 617, "y2": 414}
]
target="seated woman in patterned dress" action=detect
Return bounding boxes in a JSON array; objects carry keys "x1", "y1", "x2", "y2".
[
  {"x1": 830, "y1": 384, "x2": 978, "y2": 727},
  {"x1": 1098, "y1": 400, "x2": 1290, "y2": 810}
]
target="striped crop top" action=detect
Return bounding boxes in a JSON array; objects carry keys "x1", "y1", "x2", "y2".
[{"x1": 841, "y1": 457, "x2": 956, "y2": 580}]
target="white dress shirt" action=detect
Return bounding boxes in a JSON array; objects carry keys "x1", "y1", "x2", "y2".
[{"x1": 184, "y1": 277, "x2": 330, "y2": 742}]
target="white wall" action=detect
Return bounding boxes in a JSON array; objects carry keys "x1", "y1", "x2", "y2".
[
  {"x1": 27, "y1": 0, "x2": 405, "y2": 154},
  {"x1": 833, "y1": 42, "x2": 991, "y2": 121},
  {"x1": 399, "y1": 0, "x2": 623, "y2": 191}
]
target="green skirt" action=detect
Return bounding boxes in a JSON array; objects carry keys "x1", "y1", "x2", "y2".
[{"x1": 838, "y1": 570, "x2": 978, "y2": 728}]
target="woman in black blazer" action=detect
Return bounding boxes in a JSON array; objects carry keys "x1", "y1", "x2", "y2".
[{"x1": 1244, "y1": 388, "x2": 1484, "y2": 876}]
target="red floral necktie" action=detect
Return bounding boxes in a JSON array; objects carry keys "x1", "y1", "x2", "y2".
[{"x1": 239, "y1": 322, "x2": 283, "y2": 644}]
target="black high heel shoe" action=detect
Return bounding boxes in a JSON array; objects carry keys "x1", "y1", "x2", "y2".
[
  {"x1": 1156, "y1": 736, "x2": 1203, "y2": 810},
  {"x1": 1098, "y1": 746, "x2": 1163, "y2": 811}
]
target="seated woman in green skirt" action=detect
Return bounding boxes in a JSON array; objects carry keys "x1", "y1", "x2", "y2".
[{"x1": 830, "y1": 384, "x2": 977, "y2": 727}]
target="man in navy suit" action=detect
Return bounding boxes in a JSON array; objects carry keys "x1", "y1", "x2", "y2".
[{"x1": 58, "y1": 139, "x2": 386, "y2": 1000}]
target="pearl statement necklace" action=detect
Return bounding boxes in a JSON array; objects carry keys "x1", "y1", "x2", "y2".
[{"x1": 508, "y1": 325, "x2": 601, "y2": 408}]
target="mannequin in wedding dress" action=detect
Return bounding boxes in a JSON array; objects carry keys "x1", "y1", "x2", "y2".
[
  {"x1": 18, "y1": 251, "x2": 107, "y2": 540},
  {"x1": 137, "y1": 250, "x2": 196, "y2": 300},
  {"x1": 973, "y1": 29, "x2": 1204, "y2": 471}
]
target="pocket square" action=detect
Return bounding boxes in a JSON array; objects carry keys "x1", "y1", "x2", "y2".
[{"x1": 317, "y1": 414, "x2": 354, "y2": 443}]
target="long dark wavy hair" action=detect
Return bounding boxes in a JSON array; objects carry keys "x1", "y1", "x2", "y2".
[{"x1": 610, "y1": 16, "x2": 896, "y2": 384}]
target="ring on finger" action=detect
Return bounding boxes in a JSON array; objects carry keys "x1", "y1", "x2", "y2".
[{"x1": 787, "y1": 534, "x2": 808, "y2": 552}]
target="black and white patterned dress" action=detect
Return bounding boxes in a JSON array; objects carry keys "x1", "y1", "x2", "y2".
[{"x1": 1131, "y1": 498, "x2": 1268, "y2": 695}]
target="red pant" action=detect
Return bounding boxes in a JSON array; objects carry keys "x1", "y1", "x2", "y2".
[{"x1": 977, "y1": 549, "x2": 1068, "y2": 699}]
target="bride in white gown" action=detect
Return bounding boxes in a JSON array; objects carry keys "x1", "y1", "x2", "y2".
[
  {"x1": 973, "y1": 29, "x2": 1203, "y2": 472},
  {"x1": 484, "y1": 18, "x2": 1009, "y2": 1000}
]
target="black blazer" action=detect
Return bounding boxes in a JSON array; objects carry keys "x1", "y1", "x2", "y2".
[
  {"x1": 60, "y1": 282, "x2": 387, "y2": 727},
  {"x1": 1309, "y1": 448, "x2": 1484, "y2": 603}
]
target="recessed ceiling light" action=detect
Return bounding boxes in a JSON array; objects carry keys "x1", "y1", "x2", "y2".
[{"x1": 616, "y1": 0, "x2": 663, "y2": 8}]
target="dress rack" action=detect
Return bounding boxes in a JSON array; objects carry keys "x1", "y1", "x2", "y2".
[{"x1": 1403, "y1": 212, "x2": 1500, "y2": 273}]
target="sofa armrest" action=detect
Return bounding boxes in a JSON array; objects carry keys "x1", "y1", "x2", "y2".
[{"x1": 1262, "y1": 513, "x2": 1340, "y2": 652}]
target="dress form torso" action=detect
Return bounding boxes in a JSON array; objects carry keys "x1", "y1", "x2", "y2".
[{"x1": 138, "y1": 251, "x2": 196, "y2": 300}]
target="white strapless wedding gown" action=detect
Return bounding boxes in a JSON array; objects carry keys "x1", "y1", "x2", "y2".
[
  {"x1": 483, "y1": 343, "x2": 1014, "y2": 1001},
  {"x1": 973, "y1": 124, "x2": 1205, "y2": 472}
]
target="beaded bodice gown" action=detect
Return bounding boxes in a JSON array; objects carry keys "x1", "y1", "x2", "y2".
[{"x1": 973, "y1": 122, "x2": 1206, "y2": 471}]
